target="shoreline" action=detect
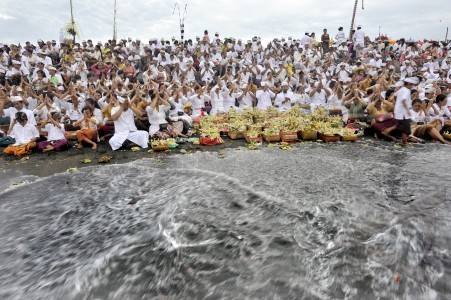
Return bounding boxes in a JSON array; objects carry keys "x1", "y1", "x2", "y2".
[
  {"x1": 0, "y1": 136, "x2": 439, "y2": 181},
  {"x1": 0, "y1": 138, "x2": 248, "y2": 179}
]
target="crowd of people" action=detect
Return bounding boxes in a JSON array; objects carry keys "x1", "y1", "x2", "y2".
[{"x1": 1, "y1": 26, "x2": 451, "y2": 156}]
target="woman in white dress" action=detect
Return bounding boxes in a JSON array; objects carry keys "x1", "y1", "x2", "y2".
[
  {"x1": 188, "y1": 85, "x2": 210, "y2": 119},
  {"x1": 209, "y1": 82, "x2": 225, "y2": 115},
  {"x1": 145, "y1": 90, "x2": 171, "y2": 137}
]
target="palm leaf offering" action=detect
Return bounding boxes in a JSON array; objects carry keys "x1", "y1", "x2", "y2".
[
  {"x1": 198, "y1": 107, "x2": 355, "y2": 144},
  {"x1": 64, "y1": 22, "x2": 80, "y2": 39}
]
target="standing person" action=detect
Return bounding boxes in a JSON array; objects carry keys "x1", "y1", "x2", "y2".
[
  {"x1": 352, "y1": 26, "x2": 365, "y2": 59},
  {"x1": 335, "y1": 27, "x2": 347, "y2": 46},
  {"x1": 321, "y1": 29, "x2": 330, "y2": 55},
  {"x1": 394, "y1": 77, "x2": 418, "y2": 144},
  {"x1": 300, "y1": 33, "x2": 311, "y2": 48},
  {"x1": 109, "y1": 96, "x2": 149, "y2": 151}
]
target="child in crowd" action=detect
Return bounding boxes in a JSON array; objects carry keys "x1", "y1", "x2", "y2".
[
  {"x1": 37, "y1": 111, "x2": 69, "y2": 152},
  {"x1": 74, "y1": 106, "x2": 98, "y2": 150}
]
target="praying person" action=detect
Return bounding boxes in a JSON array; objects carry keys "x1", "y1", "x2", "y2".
[
  {"x1": 4, "y1": 112, "x2": 39, "y2": 156},
  {"x1": 38, "y1": 111, "x2": 68, "y2": 152},
  {"x1": 74, "y1": 106, "x2": 98, "y2": 150},
  {"x1": 109, "y1": 95, "x2": 149, "y2": 151}
]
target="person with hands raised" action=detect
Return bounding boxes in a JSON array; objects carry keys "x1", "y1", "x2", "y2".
[{"x1": 109, "y1": 94, "x2": 149, "y2": 151}]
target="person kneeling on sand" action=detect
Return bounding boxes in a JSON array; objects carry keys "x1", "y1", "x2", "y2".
[
  {"x1": 109, "y1": 95, "x2": 149, "y2": 151},
  {"x1": 4, "y1": 112, "x2": 39, "y2": 156}
]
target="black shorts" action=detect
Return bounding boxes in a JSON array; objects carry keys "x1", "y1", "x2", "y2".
[{"x1": 396, "y1": 119, "x2": 411, "y2": 135}]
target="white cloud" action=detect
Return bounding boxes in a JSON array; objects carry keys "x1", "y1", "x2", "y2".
[{"x1": 0, "y1": 13, "x2": 15, "y2": 20}]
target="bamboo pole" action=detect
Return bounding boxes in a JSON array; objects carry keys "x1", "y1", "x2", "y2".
[
  {"x1": 69, "y1": 0, "x2": 76, "y2": 43},
  {"x1": 113, "y1": 0, "x2": 117, "y2": 41},
  {"x1": 350, "y1": 0, "x2": 358, "y2": 39}
]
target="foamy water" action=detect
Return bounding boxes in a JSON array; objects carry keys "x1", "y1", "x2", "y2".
[{"x1": 1, "y1": 142, "x2": 450, "y2": 299}]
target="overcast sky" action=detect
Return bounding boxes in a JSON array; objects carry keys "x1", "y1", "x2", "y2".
[{"x1": 0, "y1": 0, "x2": 450, "y2": 44}]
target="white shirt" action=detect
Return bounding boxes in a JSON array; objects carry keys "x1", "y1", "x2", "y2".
[
  {"x1": 338, "y1": 69, "x2": 351, "y2": 82},
  {"x1": 256, "y1": 89, "x2": 275, "y2": 110},
  {"x1": 410, "y1": 109, "x2": 426, "y2": 124},
  {"x1": 93, "y1": 108, "x2": 104, "y2": 126},
  {"x1": 9, "y1": 123, "x2": 39, "y2": 146},
  {"x1": 394, "y1": 87, "x2": 412, "y2": 120},
  {"x1": 353, "y1": 30, "x2": 365, "y2": 46},
  {"x1": 33, "y1": 104, "x2": 60, "y2": 122},
  {"x1": 188, "y1": 94, "x2": 208, "y2": 117},
  {"x1": 3, "y1": 107, "x2": 36, "y2": 127},
  {"x1": 44, "y1": 123, "x2": 66, "y2": 141},
  {"x1": 169, "y1": 97, "x2": 187, "y2": 117},
  {"x1": 146, "y1": 105, "x2": 169, "y2": 126},
  {"x1": 300, "y1": 35, "x2": 312, "y2": 47},
  {"x1": 238, "y1": 91, "x2": 254, "y2": 109},
  {"x1": 210, "y1": 89, "x2": 225, "y2": 115},
  {"x1": 310, "y1": 90, "x2": 328, "y2": 107},
  {"x1": 335, "y1": 31, "x2": 346, "y2": 45},
  {"x1": 112, "y1": 107, "x2": 138, "y2": 133},
  {"x1": 66, "y1": 103, "x2": 84, "y2": 121},
  {"x1": 429, "y1": 103, "x2": 451, "y2": 120},
  {"x1": 275, "y1": 90, "x2": 295, "y2": 112},
  {"x1": 222, "y1": 87, "x2": 237, "y2": 112}
]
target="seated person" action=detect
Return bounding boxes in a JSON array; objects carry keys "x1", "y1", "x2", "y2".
[
  {"x1": 109, "y1": 95, "x2": 149, "y2": 151},
  {"x1": 367, "y1": 97, "x2": 397, "y2": 141},
  {"x1": 37, "y1": 112, "x2": 69, "y2": 152},
  {"x1": 144, "y1": 90, "x2": 171, "y2": 138},
  {"x1": 411, "y1": 99, "x2": 450, "y2": 144},
  {"x1": 74, "y1": 106, "x2": 98, "y2": 150},
  {"x1": 4, "y1": 112, "x2": 39, "y2": 156},
  {"x1": 343, "y1": 90, "x2": 368, "y2": 122}
]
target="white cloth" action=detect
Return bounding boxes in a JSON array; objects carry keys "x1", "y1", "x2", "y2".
[
  {"x1": 146, "y1": 105, "x2": 169, "y2": 135},
  {"x1": 44, "y1": 123, "x2": 66, "y2": 141},
  {"x1": 188, "y1": 94, "x2": 208, "y2": 118},
  {"x1": 222, "y1": 88, "x2": 237, "y2": 112},
  {"x1": 335, "y1": 31, "x2": 346, "y2": 45},
  {"x1": 109, "y1": 107, "x2": 149, "y2": 150},
  {"x1": 410, "y1": 109, "x2": 426, "y2": 124},
  {"x1": 353, "y1": 30, "x2": 365, "y2": 47},
  {"x1": 394, "y1": 87, "x2": 412, "y2": 120},
  {"x1": 210, "y1": 90, "x2": 225, "y2": 115},
  {"x1": 9, "y1": 123, "x2": 39, "y2": 146},
  {"x1": 275, "y1": 91, "x2": 294, "y2": 112},
  {"x1": 256, "y1": 89, "x2": 275, "y2": 110},
  {"x1": 66, "y1": 103, "x2": 84, "y2": 121},
  {"x1": 310, "y1": 90, "x2": 328, "y2": 108},
  {"x1": 238, "y1": 92, "x2": 254, "y2": 109},
  {"x1": 109, "y1": 131, "x2": 149, "y2": 151},
  {"x1": 3, "y1": 107, "x2": 36, "y2": 127}
]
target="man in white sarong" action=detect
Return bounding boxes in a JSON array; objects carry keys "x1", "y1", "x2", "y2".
[{"x1": 109, "y1": 96, "x2": 149, "y2": 151}]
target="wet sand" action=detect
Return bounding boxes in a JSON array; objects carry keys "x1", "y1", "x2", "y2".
[
  {"x1": 0, "y1": 138, "x2": 247, "y2": 179},
  {"x1": 0, "y1": 137, "x2": 438, "y2": 189}
]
